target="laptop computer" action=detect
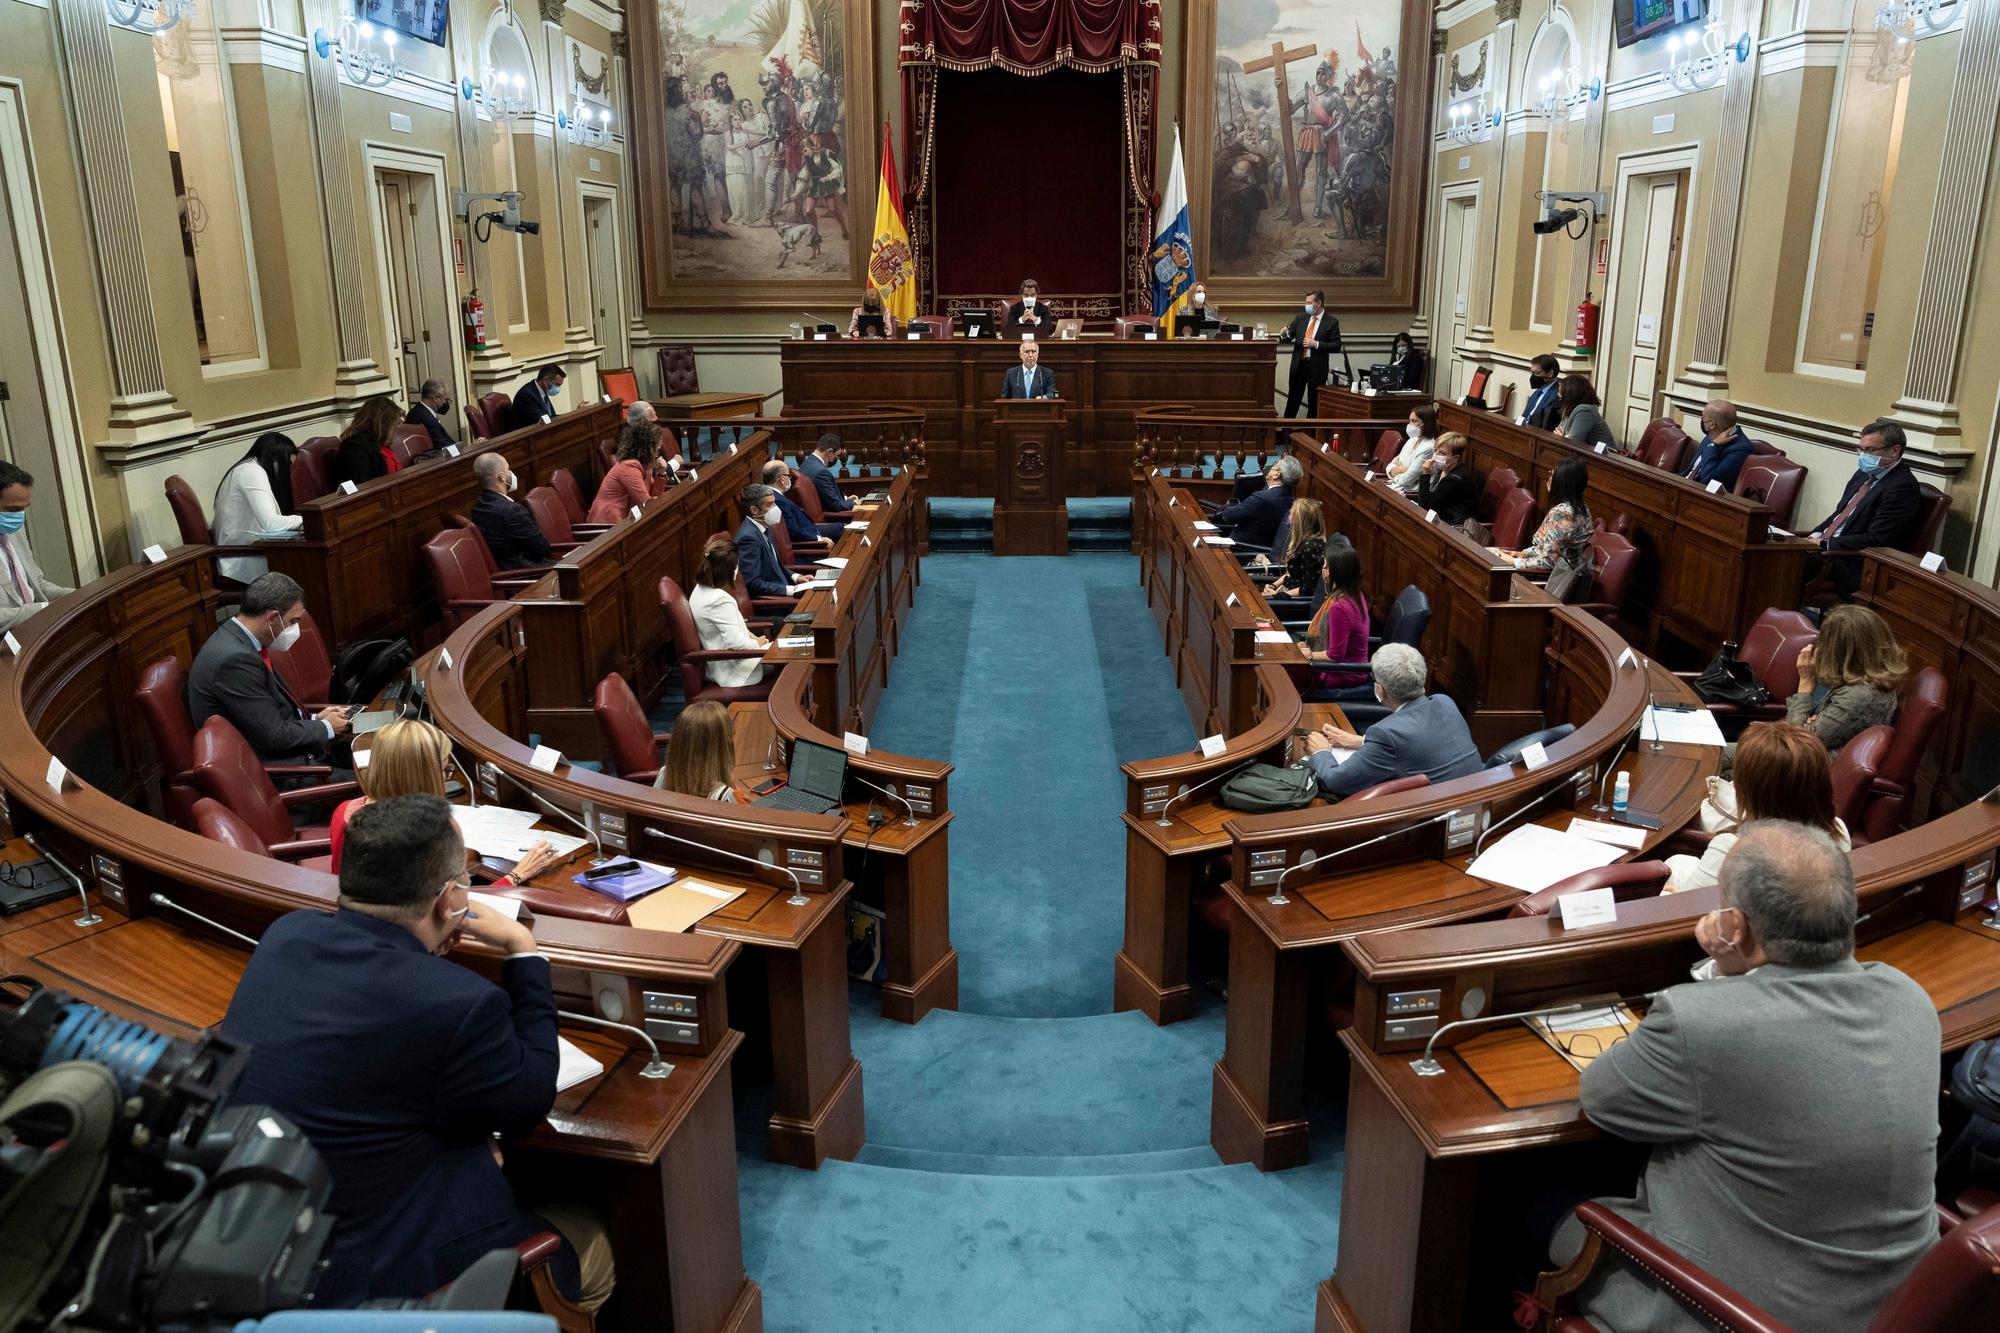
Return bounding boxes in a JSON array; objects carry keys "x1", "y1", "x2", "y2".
[{"x1": 754, "y1": 737, "x2": 848, "y2": 814}]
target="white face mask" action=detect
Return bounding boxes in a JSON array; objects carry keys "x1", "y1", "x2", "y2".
[
  {"x1": 270, "y1": 620, "x2": 302, "y2": 653},
  {"x1": 1023, "y1": 295, "x2": 1036, "y2": 308},
  {"x1": 505, "y1": 473, "x2": 518, "y2": 494},
  {"x1": 1405, "y1": 423, "x2": 1421, "y2": 439},
  {"x1": 762, "y1": 506, "x2": 784, "y2": 528},
  {"x1": 1193, "y1": 292, "x2": 1206, "y2": 307}
]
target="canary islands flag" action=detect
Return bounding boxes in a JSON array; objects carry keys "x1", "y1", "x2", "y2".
[
  {"x1": 868, "y1": 123, "x2": 917, "y2": 322},
  {"x1": 1151, "y1": 126, "x2": 1197, "y2": 331}
]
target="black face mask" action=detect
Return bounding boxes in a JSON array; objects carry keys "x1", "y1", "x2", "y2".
[
  {"x1": 1530, "y1": 372, "x2": 1552, "y2": 388},
  {"x1": 435, "y1": 398, "x2": 451, "y2": 414}
]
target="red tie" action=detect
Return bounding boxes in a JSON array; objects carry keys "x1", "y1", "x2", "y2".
[
  {"x1": 259, "y1": 647, "x2": 274, "y2": 671},
  {"x1": 1825, "y1": 475, "x2": 1877, "y2": 542}
]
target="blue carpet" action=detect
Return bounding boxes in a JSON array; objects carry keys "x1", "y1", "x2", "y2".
[{"x1": 735, "y1": 552, "x2": 1344, "y2": 1332}]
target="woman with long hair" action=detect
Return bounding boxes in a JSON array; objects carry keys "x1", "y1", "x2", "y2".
[
  {"x1": 1498, "y1": 456, "x2": 1595, "y2": 571},
  {"x1": 1300, "y1": 540, "x2": 1372, "y2": 700},
  {"x1": 655, "y1": 700, "x2": 741, "y2": 802},
  {"x1": 332, "y1": 396, "x2": 406, "y2": 486},
  {"x1": 1555, "y1": 374, "x2": 1617, "y2": 452},
  {"x1": 588, "y1": 420, "x2": 673, "y2": 523},
  {"x1": 1266, "y1": 498, "x2": 1327, "y2": 600},
  {"x1": 1788, "y1": 604, "x2": 1907, "y2": 752},
  {"x1": 1668, "y1": 721, "x2": 1852, "y2": 891},
  {"x1": 213, "y1": 431, "x2": 301, "y2": 583},
  {"x1": 327, "y1": 718, "x2": 558, "y2": 878}
]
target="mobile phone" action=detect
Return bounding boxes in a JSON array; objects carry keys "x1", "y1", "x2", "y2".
[
  {"x1": 580, "y1": 859, "x2": 641, "y2": 881},
  {"x1": 1652, "y1": 700, "x2": 1696, "y2": 713},
  {"x1": 752, "y1": 778, "x2": 783, "y2": 796},
  {"x1": 1615, "y1": 811, "x2": 1664, "y2": 830},
  {"x1": 784, "y1": 612, "x2": 815, "y2": 624}
]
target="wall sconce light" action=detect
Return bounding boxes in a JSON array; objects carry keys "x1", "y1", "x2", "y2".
[
  {"x1": 1446, "y1": 93, "x2": 1500, "y2": 146},
  {"x1": 106, "y1": 0, "x2": 195, "y2": 35},
  {"x1": 1664, "y1": 15, "x2": 1752, "y2": 93},
  {"x1": 464, "y1": 67, "x2": 533, "y2": 127},
  {"x1": 1538, "y1": 67, "x2": 1602, "y2": 117},
  {"x1": 1869, "y1": 0, "x2": 1973, "y2": 82},
  {"x1": 559, "y1": 102, "x2": 612, "y2": 146},
  {"x1": 313, "y1": 9, "x2": 404, "y2": 90}
]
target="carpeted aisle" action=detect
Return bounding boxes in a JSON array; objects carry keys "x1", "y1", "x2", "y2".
[{"x1": 737, "y1": 549, "x2": 1342, "y2": 1332}]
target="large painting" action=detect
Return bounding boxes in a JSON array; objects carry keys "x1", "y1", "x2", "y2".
[
  {"x1": 1184, "y1": 0, "x2": 1431, "y2": 310},
  {"x1": 631, "y1": 0, "x2": 877, "y2": 307}
]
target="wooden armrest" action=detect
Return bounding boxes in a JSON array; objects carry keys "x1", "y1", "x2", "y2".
[
  {"x1": 751, "y1": 596, "x2": 799, "y2": 613},
  {"x1": 516, "y1": 1230, "x2": 564, "y2": 1268},
  {"x1": 682, "y1": 648, "x2": 769, "y2": 664},
  {"x1": 278, "y1": 779, "x2": 362, "y2": 807},
  {"x1": 260, "y1": 763, "x2": 334, "y2": 779},
  {"x1": 1533, "y1": 1202, "x2": 1787, "y2": 1333},
  {"x1": 269, "y1": 836, "x2": 335, "y2": 859}
]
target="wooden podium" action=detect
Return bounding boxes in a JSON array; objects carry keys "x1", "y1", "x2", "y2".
[{"x1": 991, "y1": 398, "x2": 1069, "y2": 556}]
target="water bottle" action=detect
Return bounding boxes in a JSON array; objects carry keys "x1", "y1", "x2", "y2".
[{"x1": 1612, "y1": 771, "x2": 1631, "y2": 816}]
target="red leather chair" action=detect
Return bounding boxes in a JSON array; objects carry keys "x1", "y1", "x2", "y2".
[
  {"x1": 191, "y1": 797, "x2": 335, "y2": 872},
  {"x1": 189, "y1": 716, "x2": 355, "y2": 853},
  {"x1": 1464, "y1": 367, "x2": 1492, "y2": 405},
  {"x1": 1635, "y1": 418, "x2": 1692, "y2": 473},
  {"x1": 523, "y1": 486, "x2": 588, "y2": 557},
  {"x1": 594, "y1": 673, "x2": 671, "y2": 783},
  {"x1": 388, "y1": 424, "x2": 432, "y2": 468},
  {"x1": 1372, "y1": 430, "x2": 1402, "y2": 470},
  {"x1": 1830, "y1": 724, "x2": 1892, "y2": 828},
  {"x1": 1348, "y1": 774, "x2": 1430, "y2": 802},
  {"x1": 1478, "y1": 466, "x2": 1520, "y2": 523},
  {"x1": 1114, "y1": 315, "x2": 1157, "y2": 340},
  {"x1": 600, "y1": 366, "x2": 640, "y2": 407},
  {"x1": 766, "y1": 513, "x2": 821, "y2": 573},
  {"x1": 1733, "y1": 455, "x2": 1806, "y2": 529},
  {"x1": 1577, "y1": 532, "x2": 1640, "y2": 624},
  {"x1": 163, "y1": 475, "x2": 213, "y2": 546},
  {"x1": 1508, "y1": 862, "x2": 1670, "y2": 918},
  {"x1": 269, "y1": 609, "x2": 335, "y2": 711},
  {"x1": 441, "y1": 514, "x2": 556, "y2": 582},
  {"x1": 657, "y1": 343, "x2": 700, "y2": 396},
  {"x1": 1673, "y1": 608, "x2": 1817, "y2": 725},
  {"x1": 656, "y1": 576, "x2": 773, "y2": 706},
  {"x1": 1528, "y1": 1199, "x2": 2000, "y2": 1332},
  {"x1": 136, "y1": 655, "x2": 333, "y2": 826},
  {"x1": 472, "y1": 392, "x2": 513, "y2": 441},
  {"x1": 515, "y1": 1230, "x2": 603, "y2": 1332},
  {"x1": 789, "y1": 473, "x2": 830, "y2": 526},
  {"x1": 905, "y1": 314, "x2": 952, "y2": 339},
  {"x1": 549, "y1": 468, "x2": 611, "y2": 536},
  {"x1": 1489, "y1": 487, "x2": 1537, "y2": 550},
  {"x1": 295, "y1": 437, "x2": 339, "y2": 502},
  {"x1": 423, "y1": 529, "x2": 542, "y2": 630},
  {"x1": 1859, "y1": 667, "x2": 1948, "y2": 844},
  {"x1": 1906, "y1": 483, "x2": 1951, "y2": 555}
]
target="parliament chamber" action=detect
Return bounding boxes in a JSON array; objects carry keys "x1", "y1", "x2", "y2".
[{"x1": 6, "y1": 0, "x2": 2000, "y2": 1329}]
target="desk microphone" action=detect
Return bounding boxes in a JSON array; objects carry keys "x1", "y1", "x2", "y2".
[
  {"x1": 447, "y1": 752, "x2": 479, "y2": 808},
  {"x1": 1646, "y1": 691, "x2": 1664, "y2": 753},
  {"x1": 23, "y1": 832, "x2": 98, "y2": 929},
  {"x1": 1158, "y1": 759, "x2": 1254, "y2": 829},
  {"x1": 848, "y1": 774, "x2": 917, "y2": 828},
  {"x1": 490, "y1": 766, "x2": 611, "y2": 866},
  {"x1": 1409, "y1": 989, "x2": 1669, "y2": 1076},
  {"x1": 1853, "y1": 882, "x2": 1928, "y2": 929},
  {"x1": 644, "y1": 825, "x2": 808, "y2": 906},
  {"x1": 558, "y1": 1010, "x2": 674, "y2": 1079},
  {"x1": 1591, "y1": 725, "x2": 1640, "y2": 815},
  {"x1": 1473, "y1": 777, "x2": 1580, "y2": 858},
  {"x1": 148, "y1": 891, "x2": 257, "y2": 948},
  {"x1": 802, "y1": 310, "x2": 840, "y2": 331},
  {"x1": 1267, "y1": 806, "x2": 1462, "y2": 906}
]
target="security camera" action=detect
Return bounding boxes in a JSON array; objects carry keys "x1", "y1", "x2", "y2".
[
  {"x1": 1533, "y1": 208, "x2": 1582, "y2": 235},
  {"x1": 453, "y1": 190, "x2": 541, "y2": 241},
  {"x1": 1532, "y1": 191, "x2": 1609, "y2": 239}
]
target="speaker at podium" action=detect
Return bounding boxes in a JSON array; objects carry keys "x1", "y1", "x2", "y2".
[{"x1": 990, "y1": 398, "x2": 1069, "y2": 556}]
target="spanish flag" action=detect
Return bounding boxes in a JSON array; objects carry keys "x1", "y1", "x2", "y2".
[{"x1": 868, "y1": 124, "x2": 917, "y2": 322}]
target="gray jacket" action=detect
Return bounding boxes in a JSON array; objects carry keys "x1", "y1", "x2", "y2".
[
  {"x1": 1561, "y1": 403, "x2": 1618, "y2": 453},
  {"x1": 1305, "y1": 693, "x2": 1482, "y2": 798},
  {"x1": 1787, "y1": 683, "x2": 1897, "y2": 754},
  {"x1": 0, "y1": 531, "x2": 74, "y2": 633},
  {"x1": 1558, "y1": 959, "x2": 1939, "y2": 1331}
]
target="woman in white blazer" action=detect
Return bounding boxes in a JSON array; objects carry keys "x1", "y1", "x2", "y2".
[
  {"x1": 213, "y1": 433, "x2": 304, "y2": 584},
  {"x1": 1383, "y1": 403, "x2": 1439, "y2": 494},
  {"x1": 689, "y1": 538, "x2": 769, "y2": 689}
]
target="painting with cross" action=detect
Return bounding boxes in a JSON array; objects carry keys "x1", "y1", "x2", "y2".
[{"x1": 1209, "y1": 0, "x2": 1405, "y2": 281}]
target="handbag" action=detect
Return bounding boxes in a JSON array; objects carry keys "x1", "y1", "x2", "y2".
[
  {"x1": 1544, "y1": 548, "x2": 1595, "y2": 604},
  {"x1": 1691, "y1": 641, "x2": 1770, "y2": 710},
  {"x1": 1219, "y1": 762, "x2": 1318, "y2": 813},
  {"x1": 1458, "y1": 518, "x2": 1493, "y2": 546}
]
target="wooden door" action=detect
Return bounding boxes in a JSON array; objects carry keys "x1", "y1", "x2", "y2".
[{"x1": 1611, "y1": 172, "x2": 1686, "y2": 442}]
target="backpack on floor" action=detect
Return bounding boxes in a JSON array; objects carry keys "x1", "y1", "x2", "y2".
[{"x1": 1219, "y1": 763, "x2": 1317, "y2": 813}]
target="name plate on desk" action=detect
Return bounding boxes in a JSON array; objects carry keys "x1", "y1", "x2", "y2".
[
  {"x1": 1558, "y1": 888, "x2": 1619, "y2": 930},
  {"x1": 45, "y1": 756, "x2": 67, "y2": 795},
  {"x1": 2, "y1": 631, "x2": 17, "y2": 655},
  {"x1": 1021, "y1": 332, "x2": 1035, "y2": 341},
  {"x1": 445, "y1": 445, "x2": 460, "y2": 458},
  {"x1": 340, "y1": 481, "x2": 359, "y2": 495},
  {"x1": 1922, "y1": 551, "x2": 1946, "y2": 573},
  {"x1": 1199, "y1": 734, "x2": 1227, "y2": 758},
  {"x1": 843, "y1": 731, "x2": 869, "y2": 756},
  {"x1": 530, "y1": 744, "x2": 564, "y2": 773},
  {"x1": 1706, "y1": 479, "x2": 1724, "y2": 494},
  {"x1": 813, "y1": 333, "x2": 829, "y2": 341},
  {"x1": 1594, "y1": 443, "x2": 1608, "y2": 456},
  {"x1": 1519, "y1": 740, "x2": 1550, "y2": 770},
  {"x1": 142, "y1": 544, "x2": 168, "y2": 564}
]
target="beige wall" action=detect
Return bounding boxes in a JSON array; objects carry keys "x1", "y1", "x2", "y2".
[{"x1": 1426, "y1": 0, "x2": 2000, "y2": 585}]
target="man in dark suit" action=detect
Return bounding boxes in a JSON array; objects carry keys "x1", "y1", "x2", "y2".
[
  {"x1": 1001, "y1": 339, "x2": 1056, "y2": 399},
  {"x1": 404, "y1": 379, "x2": 458, "y2": 452},
  {"x1": 1548, "y1": 821, "x2": 1938, "y2": 1331},
  {"x1": 1803, "y1": 418, "x2": 1923, "y2": 597},
  {"x1": 1211, "y1": 456, "x2": 1298, "y2": 548},
  {"x1": 1281, "y1": 290, "x2": 1337, "y2": 418},
  {"x1": 798, "y1": 432, "x2": 856, "y2": 518},
  {"x1": 220, "y1": 795, "x2": 614, "y2": 1310},
  {"x1": 1303, "y1": 644, "x2": 1482, "y2": 798},
  {"x1": 1413, "y1": 432, "x2": 1480, "y2": 525},
  {"x1": 1003, "y1": 278, "x2": 1052, "y2": 337},
  {"x1": 469, "y1": 451, "x2": 550, "y2": 570},
  {"x1": 736, "y1": 483, "x2": 813, "y2": 598},
  {"x1": 1681, "y1": 400, "x2": 1757, "y2": 490},
  {"x1": 187, "y1": 571, "x2": 350, "y2": 762},
  {"x1": 511, "y1": 364, "x2": 566, "y2": 428},
  {"x1": 1520, "y1": 355, "x2": 1563, "y2": 430},
  {"x1": 762, "y1": 459, "x2": 838, "y2": 543}
]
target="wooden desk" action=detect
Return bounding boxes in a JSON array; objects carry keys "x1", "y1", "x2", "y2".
[
  {"x1": 657, "y1": 391, "x2": 766, "y2": 419},
  {"x1": 1320, "y1": 798, "x2": 2000, "y2": 1331},
  {"x1": 267, "y1": 403, "x2": 622, "y2": 651},
  {"x1": 991, "y1": 398, "x2": 1070, "y2": 555},
  {"x1": 1315, "y1": 385, "x2": 1423, "y2": 421},
  {"x1": 780, "y1": 337, "x2": 1273, "y2": 497}
]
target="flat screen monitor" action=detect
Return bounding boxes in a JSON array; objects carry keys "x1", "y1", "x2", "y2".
[
  {"x1": 1614, "y1": 0, "x2": 1704, "y2": 48},
  {"x1": 960, "y1": 309, "x2": 995, "y2": 339},
  {"x1": 854, "y1": 313, "x2": 887, "y2": 338},
  {"x1": 355, "y1": 0, "x2": 449, "y2": 47},
  {"x1": 1174, "y1": 313, "x2": 1208, "y2": 338}
]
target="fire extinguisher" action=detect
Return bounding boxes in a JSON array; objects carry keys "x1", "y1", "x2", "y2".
[
  {"x1": 463, "y1": 291, "x2": 487, "y2": 351},
  {"x1": 1574, "y1": 292, "x2": 1600, "y2": 355}
]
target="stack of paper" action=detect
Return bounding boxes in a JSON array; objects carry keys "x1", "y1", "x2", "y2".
[
  {"x1": 1566, "y1": 818, "x2": 1648, "y2": 850},
  {"x1": 1467, "y1": 824, "x2": 1624, "y2": 893},
  {"x1": 1254, "y1": 630, "x2": 1294, "y2": 645},
  {"x1": 815, "y1": 557, "x2": 850, "y2": 569},
  {"x1": 450, "y1": 806, "x2": 587, "y2": 863},
  {"x1": 555, "y1": 1036, "x2": 605, "y2": 1092},
  {"x1": 1642, "y1": 707, "x2": 1728, "y2": 747}
]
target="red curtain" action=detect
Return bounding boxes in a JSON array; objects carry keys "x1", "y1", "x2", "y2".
[{"x1": 905, "y1": 0, "x2": 1159, "y2": 73}]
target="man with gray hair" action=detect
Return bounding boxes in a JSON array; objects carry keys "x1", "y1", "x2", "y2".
[
  {"x1": 404, "y1": 379, "x2": 457, "y2": 452},
  {"x1": 735, "y1": 482, "x2": 811, "y2": 598},
  {"x1": 1211, "y1": 455, "x2": 1301, "y2": 549},
  {"x1": 469, "y1": 451, "x2": 550, "y2": 570},
  {"x1": 624, "y1": 400, "x2": 657, "y2": 429},
  {"x1": 1547, "y1": 820, "x2": 1939, "y2": 1330},
  {"x1": 1301, "y1": 643, "x2": 1480, "y2": 798},
  {"x1": 762, "y1": 458, "x2": 838, "y2": 543}
]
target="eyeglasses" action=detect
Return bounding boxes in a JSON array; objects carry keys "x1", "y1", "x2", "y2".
[{"x1": 1858, "y1": 441, "x2": 1896, "y2": 456}]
